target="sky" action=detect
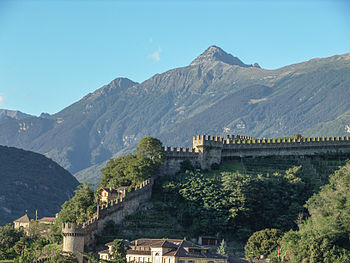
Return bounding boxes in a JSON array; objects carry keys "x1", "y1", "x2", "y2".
[{"x1": 0, "y1": 0, "x2": 349, "y2": 116}]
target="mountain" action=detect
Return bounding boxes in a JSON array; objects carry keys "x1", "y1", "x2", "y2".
[
  {"x1": 0, "y1": 109, "x2": 33, "y2": 124},
  {"x1": 0, "y1": 145, "x2": 79, "y2": 225},
  {"x1": 0, "y1": 46, "x2": 349, "y2": 184}
]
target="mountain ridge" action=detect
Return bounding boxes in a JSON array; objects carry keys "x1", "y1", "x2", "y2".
[{"x1": 0, "y1": 46, "x2": 349, "y2": 184}]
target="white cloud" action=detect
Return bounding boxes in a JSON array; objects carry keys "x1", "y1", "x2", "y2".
[
  {"x1": 0, "y1": 95, "x2": 5, "y2": 105},
  {"x1": 148, "y1": 47, "x2": 162, "y2": 62}
]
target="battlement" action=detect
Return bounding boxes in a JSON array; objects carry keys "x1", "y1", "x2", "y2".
[
  {"x1": 191, "y1": 135, "x2": 350, "y2": 147},
  {"x1": 62, "y1": 222, "x2": 85, "y2": 236},
  {"x1": 221, "y1": 136, "x2": 350, "y2": 146},
  {"x1": 162, "y1": 134, "x2": 350, "y2": 172},
  {"x1": 62, "y1": 178, "x2": 153, "y2": 262},
  {"x1": 162, "y1": 146, "x2": 198, "y2": 158}
]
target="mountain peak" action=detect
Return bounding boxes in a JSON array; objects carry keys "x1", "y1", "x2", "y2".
[{"x1": 190, "y1": 45, "x2": 249, "y2": 67}]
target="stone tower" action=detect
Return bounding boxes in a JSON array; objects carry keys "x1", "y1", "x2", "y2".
[
  {"x1": 193, "y1": 135, "x2": 223, "y2": 170},
  {"x1": 62, "y1": 223, "x2": 85, "y2": 263}
]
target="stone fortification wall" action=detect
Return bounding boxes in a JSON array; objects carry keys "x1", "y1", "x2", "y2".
[
  {"x1": 62, "y1": 178, "x2": 153, "y2": 263},
  {"x1": 163, "y1": 135, "x2": 350, "y2": 173},
  {"x1": 159, "y1": 146, "x2": 199, "y2": 175},
  {"x1": 221, "y1": 136, "x2": 350, "y2": 157}
]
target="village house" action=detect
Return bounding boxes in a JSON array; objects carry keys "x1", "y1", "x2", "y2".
[
  {"x1": 13, "y1": 213, "x2": 57, "y2": 234},
  {"x1": 13, "y1": 214, "x2": 32, "y2": 233},
  {"x1": 99, "y1": 186, "x2": 129, "y2": 203},
  {"x1": 98, "y1": 238, "x2": 227, "y2": 263}
]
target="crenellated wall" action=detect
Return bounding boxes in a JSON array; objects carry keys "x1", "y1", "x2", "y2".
[
  {"x1": 162, "y1": 135, "x2": 350, "y2": 174},
  {"x1": 221, "y1": 136, "x2": 350, "y2": 157},
  {"x1": 62, "y1": 178, "x2": 153, "y2": 263},
  {"x1": 159, "y1": 146, "x2": 199, "y2": 175}
]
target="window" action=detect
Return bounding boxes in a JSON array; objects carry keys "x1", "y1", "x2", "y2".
[
  {"x1": 178, "y1": 260, "x2": 185, "y2": 263},
  {"x1": 188, "y1": 260, "x2": 195, "y2": 263}
]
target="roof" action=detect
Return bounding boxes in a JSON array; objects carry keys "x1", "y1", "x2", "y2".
[
  {"x1": 101, "y1": 238, "x2": 226, "y2": 260},
  {"x1": 13, "y1": 214, "x2": 31, "y2": 223},
  {"x1": 173, "y1": 240, "x2": 227, "y2": 259},
  {"x1": 39, "y1": 217, "x2": 56, "y2": 222},
  {"x1": 98, "y1": 249, "x2": 110, "y2": 255},
  {"x1": 106, "y1": 240, "x2": 133, "y2": 247},
  {"x1": 129, "y1": 238, "x2": 184, "y2": 248}
]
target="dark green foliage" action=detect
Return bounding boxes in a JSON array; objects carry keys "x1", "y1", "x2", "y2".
[
  {"x1": 100, "y1": 154, "x2": 148, "y2": 188},
  {"x1": 0, "y1": 145, "x2": 79, "y2": 225},
  {"x1": 244, "y1": 229, "x2": 282, "y2": 260},
  {"x1": 279, "y1": 163, "x2": 350, "y2": 262},
  {"x1": 179, "y1": 159, "x2": 195, "y2": 173},
  {"x1": 0, "y1": 224, "x2": 23, "y2": 260},
  {"x1": 156, "y1": 168, "x2": 305, "y2": 239},
  {"x1": 56, "y1": 183, "x2": 96, "y2": 224},
  {"x1": 99, "y1": 137, "x2": 163, "y2": 189},
  {"x1": 153, "y1": 156, "x2": 347, "y2": 241},
  {"x1": 109, "y1": 239, "x2": 127, "y2": 263},
  {"x1": 136, "y1": 137, "x2": 164, "y2": 168}
]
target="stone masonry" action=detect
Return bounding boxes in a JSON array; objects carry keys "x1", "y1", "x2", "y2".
[
  {"x1": 161, "y1": 134, "x2": 350, "y2": 175},
  {"x1": 62, "y1": 178, "x2": 153, "y2": 263}
]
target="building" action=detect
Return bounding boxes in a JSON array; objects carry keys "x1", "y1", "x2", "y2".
[
  {"x1": 13, "y1": 214, "x2": 31, "y2": 232},
  {"x1": 38, "y1": 216, "x2": 56, "y2": 224},
  {"x1": 99, "y1": 186, "x2": 129, "y2": 203},
  {"x1": 99, "y1": 238, "x2": 227, "y2": 263}
]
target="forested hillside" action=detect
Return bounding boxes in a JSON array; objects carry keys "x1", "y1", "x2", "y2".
[
  {"x1": 108, "y1": 155, "x2": 349, "y2": 245},
  {"x1": 0, "y1": 145, "x2": 79, "y2": 225}
]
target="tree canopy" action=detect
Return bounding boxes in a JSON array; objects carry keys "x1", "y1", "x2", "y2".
[
  {"x1": 244, "y1": 228, "x2": 282, "y2": 260},
  {"x1": 57, "y1": 182, "x2": 96, "y2": 224},
  {"x1": 279, "y1": 163, "x2": 350, "y2": 262},
  {"x1": 99, "y1": 137, "x2": 164, "y2": 189},
  {"x1": 155, "y1": 164, "x2": 309, "y2": 239}
]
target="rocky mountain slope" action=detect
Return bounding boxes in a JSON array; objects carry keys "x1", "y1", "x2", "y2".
[
  {"x1": 0, "y1": 109, "x2": 33, "y2": 124},
  {"x1": 0, "y1": 145, "x2": 79, "y2": 225},
  {"x1": 0, "y1": 46, "x2": 349, "y2": 184}
]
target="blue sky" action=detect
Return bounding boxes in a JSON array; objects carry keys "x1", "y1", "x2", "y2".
[{"x1": 0, "y1": 0, "x2": 349, "y2": 116}]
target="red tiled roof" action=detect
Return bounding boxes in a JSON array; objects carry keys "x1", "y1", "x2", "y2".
[{"x1": 39, "y1": 217, "x2": 56, "y2": 222}]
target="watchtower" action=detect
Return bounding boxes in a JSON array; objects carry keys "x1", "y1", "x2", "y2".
[
  {"x1": 192, "y1": 135, "x2": 223, "y2": 169},
  {"x1": 62, "y1": 223, "x2": 85, "y2": 263}
]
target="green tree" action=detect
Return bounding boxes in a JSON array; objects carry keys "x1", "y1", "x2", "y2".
[
  {"x1": 99, "y1": 137, "x2": 164, "y2": 189},
  {"x1": 109, "y1": 239, "x2": 127, "y2": 263},
  {"x1": 280, "y1": 162, "x2": 350, "y2": 262},
  {"x1": 0, "y1": 224, "x2": 23, "y2": 260},
  {"x1": 136, "y1": 136, "x2": 164, "y2": 167},
  {"x1": 244, "y1": 229, "x2": 282, "y2": 260},
  {"x1": 57, "y1": 182, "x2": 96, "y2": 224},
  {"x1": 217, "y1": 239, "x2": 227, "y2": 256}
]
